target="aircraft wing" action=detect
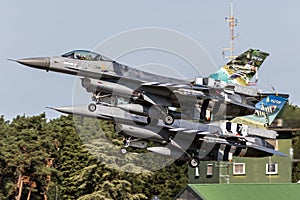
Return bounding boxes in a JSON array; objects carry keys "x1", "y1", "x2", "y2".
[
  {"x1": 141, "y1": 81, "x2": 190, "y2": 89},
  {"x1": 197, "y1": 133, "x2": 286, "y2": 156},
  {"x1": 225, "y1": 99, "x2": 258, "y2": 111},
  {"x1": 169, "y1": 127, "x2": 211, "y2": 135},
  {"x1": 247, "y1": 143, "x2": 287, "y2": 157},
  {"x1": 163, "y1": 120, "x2": 285, "y2": 157},
  {"x1": 141, "y1": 82, "x2": 269, "y2": 112},
  {"x1": 200, "y1": 136, "x2": 286, "y2": 156},
  {"x1": 142, "y1": 80, "x2": 268, "y2": 113},
  {"x1": 258, "y1": 92, "x2": 289, "y2": 99},
  {"x1": 141, "y1": 82, "x2": 214, "y2": 105}
]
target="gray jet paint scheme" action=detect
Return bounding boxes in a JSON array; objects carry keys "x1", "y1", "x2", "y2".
[
  {"x1": 11, "y1": 49, "x2": 288, "y2": 124},
  {"x1": 12, "y1": 49, "x2": 288, "y2": 167},
  {"x1": 12, "y1": 49, "x2": 288, "y2": 125}
]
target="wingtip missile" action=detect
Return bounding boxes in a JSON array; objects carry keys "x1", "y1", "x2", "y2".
[{"x1": 46, "y1": 106, "x2": 75, "y2": 115}]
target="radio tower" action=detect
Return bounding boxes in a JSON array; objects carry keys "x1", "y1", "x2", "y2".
[{"x1": 223, "y1": 0, "x2": 238, "y2": 60}]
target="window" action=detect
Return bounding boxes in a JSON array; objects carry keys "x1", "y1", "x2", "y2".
[
  {"x1": 233, "y1": 163, "x2": 245, "y2": 175},
  {"x1": 266, "y1": 163, "x2": 278, "y2": 175},
  {"x1": 207, "y1": 164, "x2": 213, "y2": 176},
  {"x1": 61, "y1": 50, "x2": 111, "y2": 61}
]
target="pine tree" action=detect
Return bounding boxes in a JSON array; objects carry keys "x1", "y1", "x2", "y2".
[
  {"x1": 0, "y1": 114, "x2": 59, "y2": 199},
  {"x1": 0, "y1": 114, "x2": 189, "y2": 199}
]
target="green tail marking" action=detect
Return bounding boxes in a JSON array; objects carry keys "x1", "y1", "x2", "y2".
[{"x1": 209, "y1": 49, "x2": 269, "y2": 86}]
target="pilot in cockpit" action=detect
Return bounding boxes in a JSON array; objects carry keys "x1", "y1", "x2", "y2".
[{"x1": 75, "y1": 53, "x2": 85, "y2": 60}]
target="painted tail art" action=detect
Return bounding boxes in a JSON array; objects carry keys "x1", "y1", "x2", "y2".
[
  {"x1": 209, "y1": 49, "x2": 270, "y2": 86},
  {"x1": 231, "y1": 95, "x2": 288, "y2": 128}
]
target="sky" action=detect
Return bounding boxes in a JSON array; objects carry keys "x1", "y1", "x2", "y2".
[{"x1": 1, "y1": 0, "x2": 300, "y2": 120}]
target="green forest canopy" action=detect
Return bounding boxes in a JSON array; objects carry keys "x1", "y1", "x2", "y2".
[{"x1": 0, "y1": 114, "x2": 188, "y2": 200}]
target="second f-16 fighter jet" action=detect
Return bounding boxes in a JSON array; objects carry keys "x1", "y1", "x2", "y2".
[
  {"x1": 50, "y1": 94, "x2": 288, "y2": 167},
  {"x1": 12, "y1": 48, "x2": 277, "y2": 125}
]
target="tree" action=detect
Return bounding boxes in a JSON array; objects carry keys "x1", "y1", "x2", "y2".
[
  {"x1": 0, "y1": 114, "x2": 188, "y2": 199},
  {"x1": 278, "y1": 104, "x2": 300, "y2": 182},
  {"x1": 0, "y1": 114, "x2": 59, "y2": 199}
]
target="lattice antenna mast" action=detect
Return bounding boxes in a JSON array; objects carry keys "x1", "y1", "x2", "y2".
[{"x1": 223, "y1": 0, "x2": 238, "y2": 60}]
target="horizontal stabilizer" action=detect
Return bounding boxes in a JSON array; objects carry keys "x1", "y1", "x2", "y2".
[{"x1": 248, "y1": 144, "x2": 287, "y2": 157}]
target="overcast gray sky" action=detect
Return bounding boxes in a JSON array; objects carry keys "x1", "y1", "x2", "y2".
[{"x1": 1, "y1": 0, "x2": 299, "y2": 120}]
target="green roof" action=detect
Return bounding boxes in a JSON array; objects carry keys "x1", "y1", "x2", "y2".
[{"x1": 188, "y1": 184, "x2": 300, "y2": 200}]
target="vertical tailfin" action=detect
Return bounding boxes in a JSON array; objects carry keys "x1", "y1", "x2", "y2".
[
  {"x1": 209, "y1": 49, "x2": 269, "y2": 86},
  {"x1": 231, "y1": 95, "x2": 288, "y2": 128}
]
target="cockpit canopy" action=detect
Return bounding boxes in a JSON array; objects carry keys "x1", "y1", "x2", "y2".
[{"x1": 61, "y1": 50, "x2": 112, "y2": 61}]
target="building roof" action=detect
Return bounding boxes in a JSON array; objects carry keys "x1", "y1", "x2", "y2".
[{"x1": 184, "y1": 184, "x2": 300, "y2": 200}]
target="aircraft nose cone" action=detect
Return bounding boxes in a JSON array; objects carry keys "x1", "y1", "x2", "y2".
[
  {"x1": 47, "y1": 106, "x2": 74, "y2": 114},
  {"x1": 16, "y1": 57, "x2": 50, "y2": 71}
]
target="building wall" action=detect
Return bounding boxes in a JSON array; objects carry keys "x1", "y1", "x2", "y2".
[
  {"x1": 188, "y1": 138, "x2": 292, "y2": 184},
  {"x1": 188, "y1": 161, "x2": 219, "y2": 184},
  {"x1": 229, "y1": 139, "x2": 292, "y2": 183}
]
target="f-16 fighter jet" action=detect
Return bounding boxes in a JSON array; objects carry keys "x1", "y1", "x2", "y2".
[
  {"x1": 50, "y1": 94, "x2": 288, "y2": 167},
  {"x1": 11, "y1": 48, "x2": 281, "y2": 125}
]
